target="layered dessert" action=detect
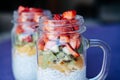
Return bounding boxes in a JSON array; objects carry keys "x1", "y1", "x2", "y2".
[
  {"x1": 12, "y1": 6, "x2": 51, "y2": 80},
  {"x1": 37, "y1": 10, "x2": 87, "y2": 80}
]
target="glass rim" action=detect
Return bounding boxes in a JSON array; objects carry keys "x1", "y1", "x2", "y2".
[{"x1": 38, "y1": 25, "x2": 86, "y2": 34}]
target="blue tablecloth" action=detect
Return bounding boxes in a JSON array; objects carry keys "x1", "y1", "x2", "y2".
[{"x1": 0, "y1": 23, "x2": 120, "y2": 80}]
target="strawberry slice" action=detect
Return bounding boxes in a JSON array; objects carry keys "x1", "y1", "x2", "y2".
[
  {"x1": 70, "y1": 39, "x2": 77, "y2": 49},
  {"x1": 29, "y1": 8, "x2": 43, "y2": 12},
  {"x1": 76, "y1": 38, "x2": 81, "y2": 49},
  {"x1": 16, "y1": 26, "x2": 24, "y2": 34},
  {"x1": 42, "y1": 34, "x2": 49, "y2": 43},
  {"x1": 60, "y1": 34, "x2": 70, "y2": 43},
  {"x1": 62, "y1": 10, "x2": 76, "y2": 20},
  {"x1": 38, "y1": 40, "x2": 45, "y2": 50},
  {"x1": 44, "y1": 41, "x2": 57, "y2": 51},
  {"x1": 21, "y1": 7, "x2": 29, "y2": 13},
  {"x1": 70, "y1": 33, "x2": 80, "y2": 39},
  {"x1": 18, "y1": 6, "x2": 29, "y2": 14},
  {"x1": 46, "y1": 33, "x2": 58, "y2": 41},
  {"x1": 66, "y1": 43, "x2": 80, "y2": 58},
  {"x1": 73, "y1": 25, "x2": 79, "y2": 31},
  {"x1": 23, "y1": 36, "x2": 33, "y2": 42},
  {"x1": 18, "y1": 6, "x2": 25, "y2": 13},
  {"x1": 53, "y1": 14, "x2": 61, "y2": 20}
]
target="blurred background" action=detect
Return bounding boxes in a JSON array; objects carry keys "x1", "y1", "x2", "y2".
[
  {"x1": 0, "y1": 0, "x2": 120, "y2": 80},
  {"x1": 0, "y1": 0, "x2": 120, "y2": 37}
]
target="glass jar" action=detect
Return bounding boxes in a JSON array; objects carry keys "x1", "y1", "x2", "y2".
[
  {"x1": 37, "y1": 15, "x2": 110, "y2": 80},
  {"x1": 11, "y1": 7, "x2": 51, "y2": 80}
]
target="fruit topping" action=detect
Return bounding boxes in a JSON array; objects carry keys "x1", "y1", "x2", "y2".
[
  {"x1": 16, "y1": 26, "x2": 24, "y2": 34},
  {"x1": 65, "y1": 43, "x2": 80, "y2": 58},
  {"x1": 62, "y1": 10, "x2": 76, "y2": 20},
  {"x1": 53, "y1": 14, "x2": 61, "y2": 20}
]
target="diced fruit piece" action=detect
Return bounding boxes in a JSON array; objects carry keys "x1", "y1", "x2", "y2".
[
  {"x1": 70, "y1": 33, "x2": 80, "y2": 39},
  {"x1": 19, "y1": 12, "x2": 34, "y2": 22},
  {"x1": 34, "y1": 12, "x2": 43, "y2": 22},
  {"x1": 23, "y1": 36, "x2": 33, "y2": 42},
  {"x1": 62, "y1": 10, "x2": 76, "y2": 19},
  {"x1": 57, "y1": 52, "x2": 65, "y2": 59},
  {"x1": 51, "y1": 45, "x2": 59, "y2": 53},
  {"x1": 22, "y1": 24, "x2": 34, "y2": 32},
  {"x1": 18, "y1": 6, "x2": 43, "y2": 22},
  {"x1": 63, "y1": 27, "x2": 74, "y2": 32},
  {"x1": 73, "y1": 25, "x2": 79, "y2": 30},
  {"x1": 18, "y1": 6, "x2": 29, "y2": 14},
  {"x1": 69, "y1": 19, "x2": 78, "y2": 24},
  {"x1": 66, "y1": 43, "x2": 80, "y2": 57},
  {"x1": 68, "y1": 56, "x2": 83, "y2": 69},
  {"x1": 63, "y1": 55, "x2": 72, "y2": 61},
  {"x1": 44, "y1": 41, "x2": 57, "y2": 51},
  {"x1": 18, "y1": 6, "x2": 25, "y2": 13},
  {"x1": 70, "y1": 39, "x2": 77, "y2": 49},
  {"x1": 42, "y1": 34, "x2": 48, "y2": 43},
  {"x1": 42, "y1": 52, "x2": 57, "y2": 68},
  {"x1": 16, "y1": 26, "x2": 24, "y2": 34},
  {"x1": 46, "y1": 33, "x2": 58, "y2": 40},
  {"x1": 61, "y1": 17, "x2": 67, "y2": 20},
  {"x1": 29, "y1": 8, "x2": 43, "y2": 12},
  {"x1": 18, "y1": 33, "x2": 33, "y2": 42},
  {"x1": 38, "y1": 40, "x2": 45, "y2": 50},
  {"x1": 21, "y1": 7, "x2": 29, "y2": 13},
  {"x1": 62, "y1": 47, "x2": 71, "y2": 54},
  {"x1": 16, "y1": 44, "x2": 36, "y2": 56},
  {"x1": 53, "y1": 14, "x2": 61, "y2": 20},
  {"x1": 43, "y1": 25, "x2": 54, "y2": 32},
  {"x1": 74, "y1": 56, "x2": 84, "y2": 69},
  {"x1": 54, "y1": 27, "x2": 63, "y2": 32},
  {"x1": 76, "y1": 38, "x2": 81, "y2": 49},
  {"x1": 60, "y1": 34, "x2": 70, "y2": 43}
]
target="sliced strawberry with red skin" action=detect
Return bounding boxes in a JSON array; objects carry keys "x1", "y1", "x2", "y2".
[
  {"x1": 18, "y1": 6, "x2": 29, "y2": 15},
  {"x1": 60, "y1": 34, "x2": 70, "y2": 43},
  {"x1": 34, "y1": 13, "x2": 43, "y2": 22},
  {"x1": 61, "y1": 17, "x2": 67, "y2": 20},
  {"x1": 66, "y1": 43, "x2": 80, "y2": 58},
  {"x1": 38, "y1": 40, "x2": 45, "y2": 50},
  {"x1": 42, "y1": 34, "x2": 49, "y2": 43},
  {"x1": 76, "y1": 38, "x2": 81, "y2": 49},
  {"x1": 29, "y1": 8, "x2": 43, "y2": 12},
  {"x1": 23, "y1": 36, "x2": 33, "y2": 42},
  {"x1": 53, "y1": 14, "x2": 61, "y2": 20},
  {"x1": 21, "y1": 7, "x2": 29, "y2": 12},
  {"x1": 16, "y1": 26, "x2": 24, "y2": 34},
  {"x1": 62, "y1": 10, "x2": 76, "y2": 20},
  {"x1": 69, "y1": 19, "x2": 78, "y2": 24},
  {"x1": 70, "y1": 39, "x2": 77, "y2": 49},
  {"x1": 18, "y1": 6, "x2": 26, "y2": 13},
  {"x1": 73, "y1": 25, "x2": 79, "y2": 31},
  {"x1": 70, "y1": 33, "x2": 80, "y2": 39}
]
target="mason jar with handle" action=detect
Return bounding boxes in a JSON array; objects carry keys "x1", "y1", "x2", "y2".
[{"x1": 37, "y1": 10, "x2": 110, "y2": 80}]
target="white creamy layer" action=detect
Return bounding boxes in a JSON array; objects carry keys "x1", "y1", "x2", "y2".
[
  {"x1": 37, "y1": 67, "x2": 87, "y2": 80},
  {"x1": 12, "y1": 52, "x2": 37, "y2": 80}
]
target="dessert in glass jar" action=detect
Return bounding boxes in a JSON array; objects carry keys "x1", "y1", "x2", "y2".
[
  {"x1": 11, "y1": 6, "x2": 51, "y2": 80},
  {"x1": 37, "y1": 10, "x2": 110, "y2": 80}
]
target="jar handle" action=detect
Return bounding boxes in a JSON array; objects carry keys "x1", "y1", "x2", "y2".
[{"x1": 87, "y1": 39, "x2": 110, "y2": 80}]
